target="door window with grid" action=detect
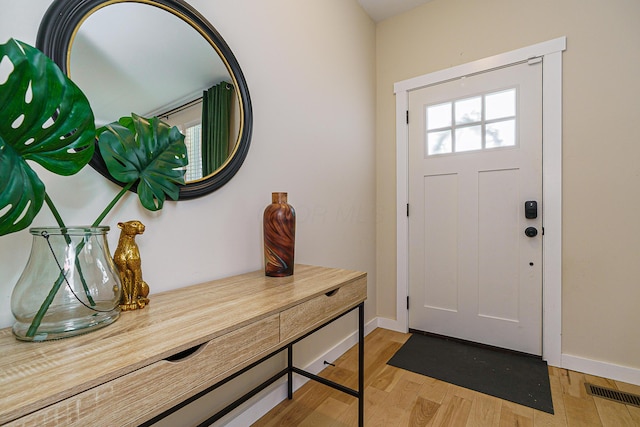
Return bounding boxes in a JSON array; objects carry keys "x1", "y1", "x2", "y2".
[{"x1": 425, "y1": 88, "x2": 517, "y2": 156}]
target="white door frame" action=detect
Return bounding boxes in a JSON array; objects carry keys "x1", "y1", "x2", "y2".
[{"x1": 392, "y1": 37, "x2": 566, "y2": 366}]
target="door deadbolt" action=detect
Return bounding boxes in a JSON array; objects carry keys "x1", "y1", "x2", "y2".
[
  {"x1": 525, "y1": 227, "x2": 538, "y2": 237},
  {"x1": 525, "y1": 201, "x2": 538, "y2": 219}
]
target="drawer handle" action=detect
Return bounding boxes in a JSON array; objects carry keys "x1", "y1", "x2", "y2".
[
  {"x1": 325, "y1": 289, "x2": 340, "y2": 297},
  {"x1": 165, "y1": 343, "x2": 206, "y2": 362}
]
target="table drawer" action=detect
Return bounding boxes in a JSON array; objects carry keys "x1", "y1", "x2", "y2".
[
  {"x1": 280, "y1": 276, "x2": 366, "y2": 342},
  {"x1": 7, "y1": 314, "x2": 279, "y2": 427}
]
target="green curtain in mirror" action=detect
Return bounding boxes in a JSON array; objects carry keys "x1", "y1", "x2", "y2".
[{"x1": 202, "y1": 82, "x2": 233, "y2": 176}]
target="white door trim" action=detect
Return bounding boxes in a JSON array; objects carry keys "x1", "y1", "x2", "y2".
[{"x1": 391, "y1": 37, "x2": 566, "y2": 366}]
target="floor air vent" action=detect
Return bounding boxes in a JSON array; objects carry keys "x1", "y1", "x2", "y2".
[{"x1": 585, "y1": 383, "x2": 640, "y2": 407}]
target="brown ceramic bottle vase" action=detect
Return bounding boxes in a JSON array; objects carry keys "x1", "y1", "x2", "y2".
[{"x1": 263, "y1": 192, "x2": 296, "y2": 277}]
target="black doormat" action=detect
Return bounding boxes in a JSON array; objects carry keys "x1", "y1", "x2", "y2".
[{"x1": 387, "y1": 333, "x2": 554, "y2": 414}]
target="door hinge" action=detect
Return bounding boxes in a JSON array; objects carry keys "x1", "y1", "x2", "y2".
[
  {"x1": 406, "y1": 203, "x2": 409, "y2": 217},
  {"x1": 406, "y1": 110, "x2": 409, "y2": 124},
  {"x1": 542, "y1": 226, "x2": 545, "y2": 235},
  {"x1": 407, "y1": 296, "x2": 410, "y2": 310}
]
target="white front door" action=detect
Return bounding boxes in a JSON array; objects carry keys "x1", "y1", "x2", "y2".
[{"x1": 408, "y1": 60, "x2": 543, "y2": 355}]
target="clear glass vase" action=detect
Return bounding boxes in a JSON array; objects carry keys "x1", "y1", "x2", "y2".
[{"x1": 11, "y1": 226, "x2": 121, "y2": 341}]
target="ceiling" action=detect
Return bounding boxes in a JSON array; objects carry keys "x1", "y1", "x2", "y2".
[{"x1": 358, "y1": 0, "x2": 434, "y2": 22}]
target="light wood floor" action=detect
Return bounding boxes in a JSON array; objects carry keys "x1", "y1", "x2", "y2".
[{"x1": 253, "y1": 328, "x2": 640, "y2": 426}]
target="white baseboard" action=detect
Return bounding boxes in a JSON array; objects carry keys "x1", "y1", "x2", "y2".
[
  {"x1": 376, "y1": 316, "x2": 405, "y2": 333},
  {"x1": 221, "y1": 317, "x2": 379, "y2": 426},
  {"x1": 561, "y1": 353, "x2": 640, "y2": 387}
]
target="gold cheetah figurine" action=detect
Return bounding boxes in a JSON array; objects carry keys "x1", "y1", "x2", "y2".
[{"x1": 113, "y1": 220, "x2": 150, "y2": 311}]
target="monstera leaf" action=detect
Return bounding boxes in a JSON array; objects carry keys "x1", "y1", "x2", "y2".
[
  {"x1": 97, "y1": 114, "x2": 187, "y2": 211},
  {"x1": 0, "y1": 38, "x2": 95, "y2": 236}
]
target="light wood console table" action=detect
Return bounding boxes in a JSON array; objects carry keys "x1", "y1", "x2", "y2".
[{"x1": 0, "y1": 264, "x2": 367, "y2": 426}]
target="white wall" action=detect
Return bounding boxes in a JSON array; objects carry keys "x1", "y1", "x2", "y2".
[{"x1": 0, "y1": 0, "x2": 376, "y2": 423}]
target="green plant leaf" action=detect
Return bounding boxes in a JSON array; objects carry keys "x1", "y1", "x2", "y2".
[
  {"x1": 0, "y1": 38, "x2": 96, "y2": 236},
  {"x1": 0, "y1": 136, "x2": 45, "y2": 235},
  {"x1": 98, "y1": 113, "x2": 187, "y2": 211}
]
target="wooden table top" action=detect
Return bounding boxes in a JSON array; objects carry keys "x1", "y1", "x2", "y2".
[{"x1": 0, "y1": 264, "x2": 366, "y2": 424}]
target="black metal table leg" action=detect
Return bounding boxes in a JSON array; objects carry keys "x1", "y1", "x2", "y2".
[
  {"x1": 288, "y1": 344, "x2": 293, "y2": 399},
  {"x1": 358, "y1": 302, "x2": 364, "y2": 427}
]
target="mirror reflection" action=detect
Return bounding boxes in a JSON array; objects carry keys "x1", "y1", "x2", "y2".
[{"x1": 70, "y1": 2, "x2": 241, "y2": 182}]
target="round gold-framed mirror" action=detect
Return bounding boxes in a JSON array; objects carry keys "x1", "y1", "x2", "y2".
[{"x1": 36, "y1": 0, "x2": 252, "y2": 199}]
